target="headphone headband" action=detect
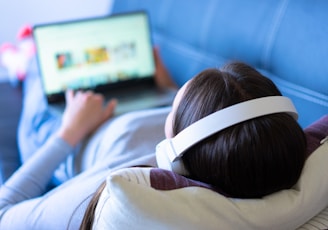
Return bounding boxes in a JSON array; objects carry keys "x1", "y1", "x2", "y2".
[{"x1": 161, "y1": 96, "x2": 298, "y2": 164}]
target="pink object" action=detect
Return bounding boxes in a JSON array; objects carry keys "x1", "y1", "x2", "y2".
[
  {"x1": 17, "y1": 25, "x2": 33, "y2": 40},
  {"x1": 0, "y1": 24, "x2": 36, "y2": 84},
  {"x1": 0, "y1": 43, "x2": 17, "y2": 53}
]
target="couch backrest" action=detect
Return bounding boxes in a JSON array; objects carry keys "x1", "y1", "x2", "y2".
[{"x1": 111, "y1": 0, "x2": 328, "y2": 127}]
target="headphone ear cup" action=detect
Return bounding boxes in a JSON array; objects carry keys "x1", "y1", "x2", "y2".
[
  {"x1": 155, "y1": 139, "x2": 189, "y2": 175},
  {"x1": 156, "y1": 139, "x2": 174, "y2": 171}
]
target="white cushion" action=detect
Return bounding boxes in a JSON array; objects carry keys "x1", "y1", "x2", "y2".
[{"x1": 93, "y1": 141, "x2": 328, "y2": 230}]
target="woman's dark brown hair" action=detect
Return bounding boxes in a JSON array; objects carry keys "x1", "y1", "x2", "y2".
[
  {"x1": 173, "y1": 62, "x2": 307, "y2": 198},
  {"x1": 80, "y1": 181, "x2": 106, "y2": 230}
]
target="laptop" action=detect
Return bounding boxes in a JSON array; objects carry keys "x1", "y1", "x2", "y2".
[{"x1": 33, "y1": 11, "x2": 176, "y2": 115}]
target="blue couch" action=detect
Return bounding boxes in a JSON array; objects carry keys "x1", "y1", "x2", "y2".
[
  {"x1": 0, "y1": 0, "x2": 325, "y2": 228},
  {"x1": 111, "y1": 0, "x2": 328, "y2": 128},
  {"x1": 0, "y1": 0, "x2": 326, "y2": 227}
]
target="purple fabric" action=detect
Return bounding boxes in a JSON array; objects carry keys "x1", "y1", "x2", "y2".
[
  {"x1": 150, "y1": 115, "x2": 328, "y2": 191},
  {"x1": 150, "y1": 168, "x2": 226, "y2": 194},
  {"x1": 304, "y1": 115, "x2": 328, "y2": 158}
]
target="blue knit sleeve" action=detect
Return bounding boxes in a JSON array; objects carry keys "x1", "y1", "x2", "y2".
[{"x1": 0, "y1": 135, "x2": 73, "y2": 217}]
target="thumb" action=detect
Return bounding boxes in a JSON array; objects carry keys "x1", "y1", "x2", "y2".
[{"x1": 103, "y1": 99, "x2": 117, "y2": 120}]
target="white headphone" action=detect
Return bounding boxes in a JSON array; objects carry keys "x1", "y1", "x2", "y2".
[{"x1": 156, "y1": 96, "x2": 298, "y2": 175}]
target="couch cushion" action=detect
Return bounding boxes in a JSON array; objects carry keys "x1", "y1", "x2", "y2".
[
  {"x1": 93, "y1": 113, "x2": 328, "y2": 229},
  {"x1": 93, "y1": 139, "x2": 328, "y2": 229}
]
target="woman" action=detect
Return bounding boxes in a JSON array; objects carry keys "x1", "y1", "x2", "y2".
[
  {"x1": 0, "y1": 60, "x2": 307, "y2": 229},
  {"x1": 81, "y1": 62, "x2": 307, "y2": 229}
]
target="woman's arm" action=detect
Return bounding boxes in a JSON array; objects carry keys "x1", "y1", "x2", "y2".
[
  {"x1": 0, "y1": 90, "x2": 116, "y2": 218},
  {"x1": 0, "y1": 136, "x2": 73, "y2": 213}
]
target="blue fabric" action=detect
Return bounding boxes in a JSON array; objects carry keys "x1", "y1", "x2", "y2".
[
  {"x1": 18, "y1": 58, "x2": 61, "y2": 163},
  {"x1": 111, "y1": 0, "x2": 328, "y2": 127},
  {"x1": 270, "y1": 0, "x2": 328, "y2": 94}
]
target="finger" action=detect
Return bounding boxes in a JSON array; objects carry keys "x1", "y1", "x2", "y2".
[
  {"x1": 74, "y1": 90, "x2": 86, "y2": 100},
  {"x1": 84, "y1": 90, "x2": 94, "y2": 96},
  {"x1": 65, "y1": 90, "x2": 74, "y2": 104},
  {"x1": 103, "y1": 99, "x2": 117, "y2": 120},
  {"x1": 92, "y1": 92, "x2": 105, "y2": 102},
  {"x1": 153, "y1": 46, "x2": 160, "y2": 68}
]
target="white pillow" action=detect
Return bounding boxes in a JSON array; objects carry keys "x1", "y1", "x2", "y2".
[{"x1": 93, "y1": 141, "x2": 328, "y2": 230}]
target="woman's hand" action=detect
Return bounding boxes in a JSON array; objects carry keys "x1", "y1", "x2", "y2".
[{"x1": 57, "y1": 90, "x2": 117, "y2": 146}]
